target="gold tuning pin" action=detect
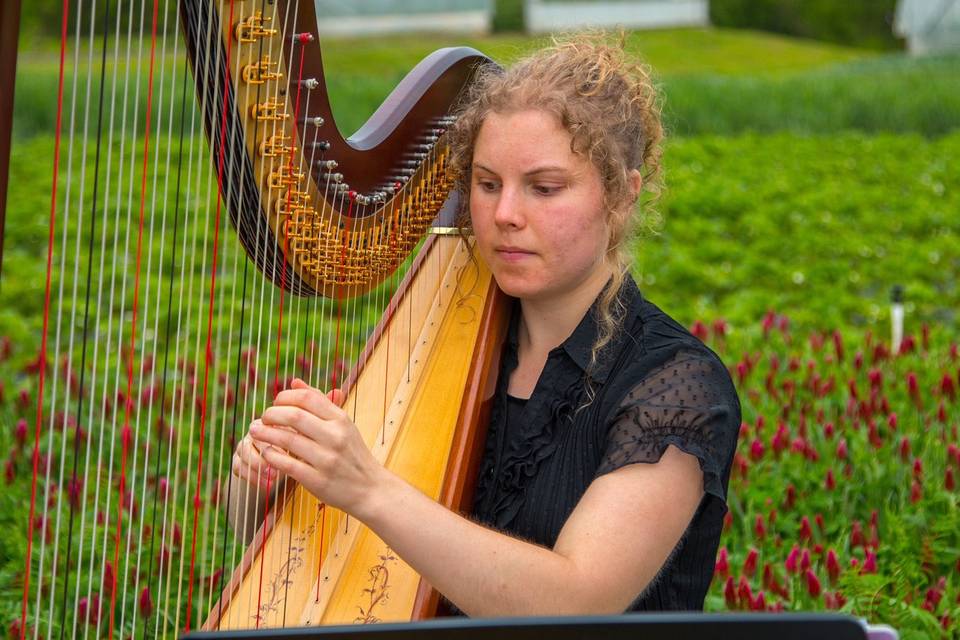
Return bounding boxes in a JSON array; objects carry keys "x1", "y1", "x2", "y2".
[
  {"x1": 235, "y1": 12, "x2": 278, "y2": 43},
  {"x1": 268, "y1": 166, "x2": 305, "y2": 190},
  {"x1": 251, "y1": 98, "x2": 288, "y2": 122},
  {"x1": 241, "y1": 56, "x2": 283, "y2": 85},
  {"x1": 274, "y1": 190, "x2": 311, "y2": 216},
  {"x1": 258, "y1": 134, "x2": 294, "y2": 158}
]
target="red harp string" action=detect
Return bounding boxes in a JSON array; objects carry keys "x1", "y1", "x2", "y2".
[{"x1": 20, "y1": 0, "x2": 71, "y2": 637}]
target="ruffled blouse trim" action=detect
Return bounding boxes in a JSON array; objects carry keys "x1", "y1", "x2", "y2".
[{"x1": 485, "y1": 374, "x2": 585, "y2": 527}]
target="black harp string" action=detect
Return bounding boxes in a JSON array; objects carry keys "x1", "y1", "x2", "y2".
[
  {"x1": 169, "y1": 0, "x2": 223, "y2": 629},
  {"x1": 128, "y1": 0, "x2": 178, "y2": 633},
  {"x1": 217, "y1": 0, "x2": 275, "y2": 627},
  {"x1": 53, "y1": 0, "x2": 110, "y2": 636},
  {"x1": 214, "y1": 0, "x2": 275, "y2": 619},
  {"x1": 141, "y1": 43, "x2": 193, "y2": 640}
]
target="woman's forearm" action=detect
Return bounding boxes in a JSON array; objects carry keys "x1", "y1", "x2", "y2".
[
  {"x1": 250, "y1": 383, "x2": 702, "y2": 616},
  {"x1": 355, "y1": 469, "x2": 615, "y2": 617}
]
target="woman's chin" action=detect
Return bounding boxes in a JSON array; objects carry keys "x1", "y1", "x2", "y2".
[{"x1": 492, "y1": 273, "x2": 547, "y2": 300}]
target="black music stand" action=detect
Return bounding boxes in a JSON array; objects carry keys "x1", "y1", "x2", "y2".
[{"x1": 181, "y1": 613, "x2": 898, "y2": 640}]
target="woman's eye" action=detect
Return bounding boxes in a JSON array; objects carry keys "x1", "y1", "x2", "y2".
[
  {"x1": 477, "y1": 180, "x2": 499, "y2": 192},
  {"x1": 533, "y1": 185, "x2": 560, "y2": 195}
]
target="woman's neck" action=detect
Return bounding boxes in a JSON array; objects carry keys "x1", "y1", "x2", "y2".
[{"x1": 517, "y1": 265, "x2": 614, "y2": 357}]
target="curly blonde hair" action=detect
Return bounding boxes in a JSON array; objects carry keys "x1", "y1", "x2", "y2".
[{"x1": 447, "y1": 33, "x2": 665, "y2": 372}]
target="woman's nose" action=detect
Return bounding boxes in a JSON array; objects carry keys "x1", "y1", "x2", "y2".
[{"x1": 492, "y1": 184, "x2": 526, "y2": 229}]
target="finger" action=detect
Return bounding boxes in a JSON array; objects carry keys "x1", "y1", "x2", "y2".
[
  {"x1": 260, "y1": 445, "x2": 322, "y2": 492},
  {"x1": 235, "y1": 433, "x2": 282, "y2": 484},
  {"x1": 326, "y1": 387, "x2": 345, "y2": 407},
  {"x1": 260, "y1": 405, "x2": 327, "y2": 443},
  {"x1": 275, "y1": 380, "x2": 345, "y2": 420},
  {"x1": 250, "y1": 421, "x2": 324, "y2": 467},
  {"x1": 240, "y1": 469, "x2": 272, "y2": 491},
  {"x1": 233, "y1": 458, "x2": 275, "y2": 491},
  {"x1": 238, "y1": 430, "x2": 272, "y2": 467}
]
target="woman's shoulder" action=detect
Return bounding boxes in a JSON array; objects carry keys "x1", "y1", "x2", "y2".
[
  {"x1": 620, "y1": 283, "x2": 734, "y2": 392},
  {"x1": 597, "y1": 284, "x2": 743, "y2": 496}
]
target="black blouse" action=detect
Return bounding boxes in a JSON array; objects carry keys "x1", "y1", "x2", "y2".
[{"x1": 470, "y1": 276, "x2": 742, "y2": 611}]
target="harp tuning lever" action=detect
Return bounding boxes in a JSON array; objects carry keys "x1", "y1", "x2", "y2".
[
  {"x1": 241, "y1": 56, "x2": 282, "y2": 85},
  {"x1": 235, "y1": 12, "x2": 277, "y2": 43},
  {"x1": 251, "y1": 99, "x2": 289, "y2": 122}
]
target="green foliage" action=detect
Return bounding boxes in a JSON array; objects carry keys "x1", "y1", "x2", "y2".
[
  {"x1": 699, "y1": 323, "x2": 960, "y2": 636},
  {"x1": 663, "y1": 54, "x2": 960, "y2": 138},
  {"x1": 710, "y1": 0, "x2": 903, "y2": 51},
  {"x1": 17, "y1": 1, "x2": 113, "y2": 50},
  {"x1": 492, "y1": 0, "x2": 525, "y2": 33},
  {"x1": 636, "y1": 131, "x2": 960, "y2": 333}
]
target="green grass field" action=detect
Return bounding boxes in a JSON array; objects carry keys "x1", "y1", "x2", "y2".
[{"x1": 13, "y1": 28, "x2": 958, "y2": 139}]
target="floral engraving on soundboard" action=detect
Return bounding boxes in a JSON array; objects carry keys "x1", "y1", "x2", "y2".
[
  {"x1": 253, "y1": 510, "x2": 322, "y2": 625},
  {"x1": 354, "y1": 549, "x2": 398, "y2": 624}
]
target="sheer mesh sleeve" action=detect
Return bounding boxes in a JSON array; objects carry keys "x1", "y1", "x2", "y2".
[{"x1": 596, "y1": 348, "x2": 739, "y2": 504}]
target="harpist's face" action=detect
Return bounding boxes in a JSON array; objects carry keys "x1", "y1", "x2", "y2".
[{"x1": 469, "y1": 109, "x2": 611, "y2": 303}]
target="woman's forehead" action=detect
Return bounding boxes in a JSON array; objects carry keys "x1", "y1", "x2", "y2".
[{"x1": 473, "y1": 109, "x2": 589, "y2": 173}]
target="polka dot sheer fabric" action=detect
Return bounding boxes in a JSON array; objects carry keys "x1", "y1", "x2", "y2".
[{"x1": 599, "y1": 349, "x2": 735, "y2": 501}]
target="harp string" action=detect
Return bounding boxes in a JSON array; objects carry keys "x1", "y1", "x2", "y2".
[
  {"x1": 161, "y1": 0, "x2": 211, "y2": 631},
  {"x1": 278, "y1": 24, "x2": 319, "y2": 627},
  {"x1": 37, "y1": 0, "x2": 87, "y2": 633},
  {"x1": 149, "y1": 0, "x2": 189, "y2": 635},
  {"x1": 123, "y1": 0, "x2": 174, "y2": 632},
  {"x1": 258, "y1": 3, "x2": 312, "y2": 624},
  {"x1": 201, "y1": 0, "x2": 259, "y2": 623},
  {"x1": 209, "y1": 5, "x2": 271, "y2": 619},
  {"x1": 20, "y1": 0, "x2": 71, "y2": 636},
  {"x1": 106, "y1": 0, "x2": 161, "y2": 635},
  {"x1": 182, "y1": 0, "x2": 239, "y2": 628},
  {"x1": 78, "y1": 1, "x2": 127, "y2": 636},
  {"x1": 218, "y1": 0, "x2": 268, "y2": 629},
  {"x1": 144, "y1": 43, "x2": 193, "y2": 640},
  {"x1": 165, "y1": 17, "x2": 210, "y2": 627},
  {"x1": 290, "y1": 49, "x2": 324, "y2": 626},
  {"x1": 91, "y1": 0, "x2": 146, "y2": 633},
  {"x1": 253, "y1": 0, "x2": 296, "y2": 627},
  {"x1": 70, "y1": 5, "x2": 110, "y2": 637},
  {"x1": 60, "y1": 1, "x2": 107, "y2": 638}
]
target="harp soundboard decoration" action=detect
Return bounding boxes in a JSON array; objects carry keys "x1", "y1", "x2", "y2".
[{"x1": 11, "y1": 0, "x2": 509, "y2": 637}]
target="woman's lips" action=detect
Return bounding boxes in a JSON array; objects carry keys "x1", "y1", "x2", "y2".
[{"x1": 495, "y1": 246, "x2": 535, "y2": 262}]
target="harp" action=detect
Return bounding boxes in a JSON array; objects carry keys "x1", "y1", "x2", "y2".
[{"x1": 6, "y1": 0, "x2": 509, "y2": 637}]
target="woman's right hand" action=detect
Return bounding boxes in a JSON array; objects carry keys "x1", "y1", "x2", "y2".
[
  {"x1": 232, "y1": 388, "x2": 342, "y2": 492},
  {"x1": 231, "y1": 424, "x2": 284, "y2": 492}
]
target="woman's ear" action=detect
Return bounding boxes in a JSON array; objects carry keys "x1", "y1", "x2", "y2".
[{"x1": 628, "y1": 169, "x2": 643, "y2": 201}]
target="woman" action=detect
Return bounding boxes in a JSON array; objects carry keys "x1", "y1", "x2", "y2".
[{"x1": 229, "y1": 37, "x2": 741, "y2": 616}]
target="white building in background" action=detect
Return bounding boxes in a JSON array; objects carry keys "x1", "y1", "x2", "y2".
[
  {"x1": 524, "y1": 0, "x2": 709, "y2": 34},
  {"x1": 894, "y1": 0, "x2": 960, "y2": 54},
  {"x1": 314, "y1": 0, "x2": 493, "y2": 37}
]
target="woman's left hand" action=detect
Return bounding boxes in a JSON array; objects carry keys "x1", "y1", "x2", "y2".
[{"x1": 249, "y1": 378, "x2": 385, "y2": 516}]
